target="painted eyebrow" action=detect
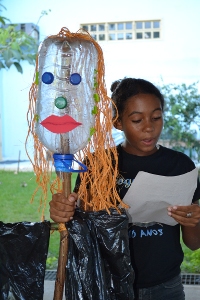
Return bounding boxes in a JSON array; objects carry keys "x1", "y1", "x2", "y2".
[{"x1": 128, "y1": 107, "x2": 162, "y2": 117}]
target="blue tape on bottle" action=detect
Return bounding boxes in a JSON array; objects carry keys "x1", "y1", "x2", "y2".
[{"x1": 53, "y1": 153, "x2": 87, "y2": 173}]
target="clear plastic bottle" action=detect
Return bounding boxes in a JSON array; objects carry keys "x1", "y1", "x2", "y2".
[{"x1": 35, "y1": 36, "x2": 98, "y2": 155}]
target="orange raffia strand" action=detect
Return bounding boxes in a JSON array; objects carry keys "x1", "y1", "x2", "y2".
[
  {"x1": 25, "y1": 27, "x2": 128, "y2": 216},
  {"x1": 25, "y1": 55, "x2": 52, "y2": 219}
]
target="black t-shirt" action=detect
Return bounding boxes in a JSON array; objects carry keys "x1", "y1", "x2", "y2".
[
  {"x1": 117, "y1": 144, "x2": 200, "y2": 288},
  {"x1": 74, "y1": 145, "x2": 200, "y2": 288}
]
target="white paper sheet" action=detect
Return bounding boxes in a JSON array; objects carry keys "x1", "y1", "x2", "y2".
[{"x1": 123, "y1": 168, "x2": 198, "y2": 226}]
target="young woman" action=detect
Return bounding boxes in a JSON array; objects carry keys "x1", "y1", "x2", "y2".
[{"x1": 50, "y1": 78, "x2": 200, "y2": 300}]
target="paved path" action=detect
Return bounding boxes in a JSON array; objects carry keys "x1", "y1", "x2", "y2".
[
  {"x1": 0, "y1": 160, "x2": 55, "y2": 172},
  {"x1": 184, "y1": 285, "x2": 200, "y2": 299},
  {"x1": 43, "y1": 281, "x2": 200, "y2": 300},
  {"x1": 44, "y1": 281, "x2": 64, "y2": 300},
  {"x1": 0, "y1": 160, "x2": 33, "y2": 172}
]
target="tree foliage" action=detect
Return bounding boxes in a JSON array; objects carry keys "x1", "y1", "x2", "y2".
[
  {"x1": 0, "y1": 2, "x2": 8, "y2": 24},
  {"x1": 160, "y1": 82, "x2": 200, "y2": 162},
  {"x1": 181, "y1": 240, "x2": 200, "y2": 273},
  {"x1": 0, "y1": 0, "x2": 38, "y2": 73},
  {"x1": 0, "y1": 25, "x2": 38, "y2": 73}
]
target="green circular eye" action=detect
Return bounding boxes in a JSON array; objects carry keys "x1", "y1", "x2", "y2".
[{"x1": 55, "y1": 96, "x2": 67, "y2": 109}]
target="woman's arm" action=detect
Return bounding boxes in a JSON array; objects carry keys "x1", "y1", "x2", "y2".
[{"x1": 168, "y1": 200, "x2": 200, "y2": 250}]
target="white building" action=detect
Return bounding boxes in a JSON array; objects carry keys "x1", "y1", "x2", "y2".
[{"x1": 0, "y1": 0, "x2": 200, "y2": 160}]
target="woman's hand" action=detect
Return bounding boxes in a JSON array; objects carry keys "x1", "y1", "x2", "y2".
[
  {"x1": 49, "y1": 192, "x2": 77, "y2": 223},
  {"x1": 168, "y1": 203, "x2": 200, "y2": 227},
  {"x1": 168, "y1": 201, "x2": 200, "y2": 250}
]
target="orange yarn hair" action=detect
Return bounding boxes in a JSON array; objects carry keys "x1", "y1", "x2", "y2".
[{"x1": 25, "y1": 27, "x2": 128, "y2": 216}]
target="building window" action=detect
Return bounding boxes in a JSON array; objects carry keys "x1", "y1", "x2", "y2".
[
  {"x1": 82, "y1": 25, "x2": 88, "y2": 31},
  {"x1": 153, "y1": 21, "x2": 160, "y2": 28},
  {"x1": 117, "y1": 23, "x2": 124, "y2": 30},
  {"x1": 145, "y1": 21, "x2": 151, "y2": 29},
  {"x1": 109, "y1": 23, "x2": 115, "y2": 30},
  {"x1": 109, "y1": 33, "x2": 116, "y2": 40},
  {"x1": 144, "y1": 32, "x2": 151, "y2": 39},
  {"x1": 81, "y1": 20, "x2": 161, "y2": 41},
  {"x1": 99, "y1": 24, "x2": 105, "y2": 31},
  {"x1": 90, "y1": 34, "x2": 97, "y2": 40},
  {"x1": 135, "y1": 20, "x2": 160, "y2": 40},
  {"x1": 91, "y1": 25, "x2": 96, "y2": 31},
  {"x1": 154, "y1": 32, "x2": 160, "y2": 38},
  {"x1": 99, "y1": 34, "x2": 105, "y2": 41},
  {"x1": 136, "y1": 22, "x2": 143, "y2": 29},
  {"x1": 126, "y1": 33, "x2": 132, "y2": 39},
  {"x1": 136, "y1": 32, "x2": 143, "y2": 39},
  {"x1": 117, "y1": 33, "x2": 124, "y2": 40},
  {"x1": 126, "y1": 22, "x2": 132, "y2": 30},
  {"x1": 20, "y1": 24, "x2": 26, "y2": 31}
]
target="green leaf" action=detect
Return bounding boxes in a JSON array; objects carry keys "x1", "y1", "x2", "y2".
[
  {"x1": 11, "y1": 42, "x2": 20, "y2": 51},
  {"x1": 11, "y1": 49, "x2": 21, "y2": 60},
  {"x1": 34, "y1": 114, "x2": 39, "y2": 122},
  {"x1": 0, "y1": 60, "x2": 5, "y2": 69},
  {"x1": 93, "y1": 81, "x2": 98, "y2": 88},
  {"x1": 13, "y1": 62, "x2": 23, "y2": 73},
  {"x1": 2, "y1": 49, "x2": 13, "y2": 61},
  {"x1": 91, "y1": 106, "x2": 98, "y2": 115},
  {"x1": 93, "y1": 93, "x2": 100, "y2": 103},
  {"x1": 35, "y1": 72, "x2": 39, "y2": 85},
  {"x1": 0, "y1": 16, "x2": 10, "y2": 25},
  {"x1": 90, "y1": 127, "x2": 96, "y2": 136}
]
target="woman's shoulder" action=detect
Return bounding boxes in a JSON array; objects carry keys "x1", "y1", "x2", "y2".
[{"x1": 159, "y1": 145, "x2": 196, "y2": 168}]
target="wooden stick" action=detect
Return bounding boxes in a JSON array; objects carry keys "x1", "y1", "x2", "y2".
[{"x1": 53, "y1": 172, "x2": 71, "y2": 300}]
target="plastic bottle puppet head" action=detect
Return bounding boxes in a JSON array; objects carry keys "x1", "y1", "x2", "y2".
[
  {"x1": 26, "y1": 28, "x2": 127, "y2": 212},
  {"x1": 35, "y1": 28, "x2": 98, "y2": 155}
]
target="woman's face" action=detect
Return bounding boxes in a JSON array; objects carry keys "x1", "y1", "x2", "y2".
[{"x1": 115, "y1": 93, "x2": 163, "y2": 156}]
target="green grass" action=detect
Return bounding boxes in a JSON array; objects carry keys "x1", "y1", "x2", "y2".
[{"x1": 0, "y1": 170, "x2": 77, "y2": 269}]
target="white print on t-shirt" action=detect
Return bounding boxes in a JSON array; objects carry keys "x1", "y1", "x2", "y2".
[
  {"x1": 128, "y1": 228, "x2": 163, "y2": 238},
  {"x1": 117, "y1": 175, "x2": 134, "y2": 188}
]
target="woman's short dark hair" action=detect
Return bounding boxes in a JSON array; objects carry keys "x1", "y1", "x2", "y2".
[{"x1": 111, "y1": 78, "x2": 165, "y2": 118}]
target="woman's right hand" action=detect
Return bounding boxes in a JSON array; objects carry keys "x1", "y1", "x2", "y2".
[{"x1": 49, "y1": 192, "x2": 77, "y2": 223}]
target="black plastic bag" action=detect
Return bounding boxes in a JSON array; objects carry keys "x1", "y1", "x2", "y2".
[
  {"x1": 66, "y1": 208, "x2": 135, "y2": 300},
  {"x1": 0, "y1": 221, "x2": 50, "y2": 300}
]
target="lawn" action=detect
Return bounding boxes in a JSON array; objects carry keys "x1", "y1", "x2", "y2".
[{"x1": 0, "y1": 170, "x2": 77, "y2": 269}]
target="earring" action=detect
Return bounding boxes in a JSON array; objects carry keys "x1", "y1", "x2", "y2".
[{"x1": 156, "y1": 144, "x2": 160, "y2": 150}]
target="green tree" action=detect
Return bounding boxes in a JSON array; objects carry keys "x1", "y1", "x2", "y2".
[
  {"x1": 181, "y1": 241, "x2": 200, "y2": 273},
  {"x1": 160, "y1": 82, "x2": 200, "y2": 162},
  {"x1": 0, "y1": 0, "x2": 38, "y2": 73}
]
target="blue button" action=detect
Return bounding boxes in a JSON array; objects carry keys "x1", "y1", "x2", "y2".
[
  {"x1": 70, "y1": 73, "x2": 82, "y2": 85},
  {"x1": 42, "y1": 72, "x2": 54, "y2": 84}
]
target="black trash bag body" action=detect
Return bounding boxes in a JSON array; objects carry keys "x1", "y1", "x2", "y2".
[
  {"x1": 0, "y1": 221, "x2": 50, "y2": 300},
  {"x1": 65, "y1": 209, "x2": 135, "y2": 300}
]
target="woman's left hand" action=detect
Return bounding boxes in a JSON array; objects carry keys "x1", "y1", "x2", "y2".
[{"x1": 168, "y1": 203, "x2": 200, "y2": 227}]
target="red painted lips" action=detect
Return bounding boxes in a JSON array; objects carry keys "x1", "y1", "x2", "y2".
[{"x1": 40, "y1": 115, "x2": 82, "y2": 133}]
